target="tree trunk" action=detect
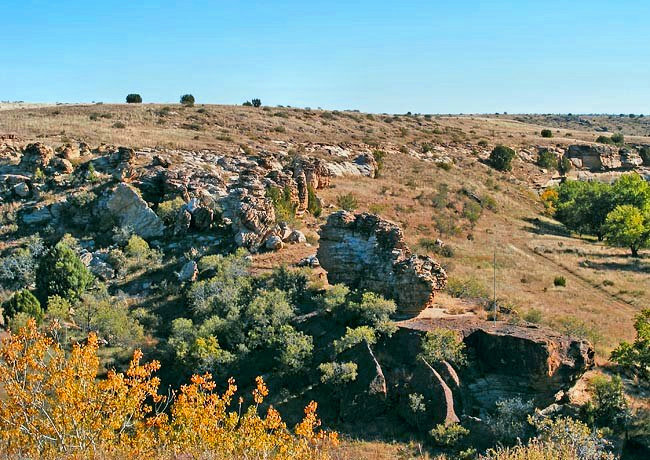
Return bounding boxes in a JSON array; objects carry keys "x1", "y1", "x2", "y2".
[
  {"x1": 631, "y1": 246, "x2": 639, "y2": 257},
  {"x1": 440, "y1": 360, "x2": 460, "y2": 387},
  {"x1": 366, "y1": 342, "x2": 387, "y2": 397},
  {"x1": 421, "y1": 357, "x2": 459, "y2": 425}
]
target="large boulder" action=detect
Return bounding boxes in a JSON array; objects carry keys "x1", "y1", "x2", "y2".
[
  {"x1": 21, "y1": 205, "x2": 53, "y2": 225},
  {"x1": 19, "y1": 142, "x2": 53, "y2": 172},
  {"x1": 178, "y1": 260, "x2": 198, "y2": 282},
  {"x1": 50, "y1": 157, "x2": 74, "y2": 174},
  {"x1": 106, "y1": 184, "x2": 164, "y2": 238},
  {"x1": 619, "y1": 147, "x2": 643, "y2": 168},
  {"x1": 219, "y1": 185, "x2": 276, "y2": 252},
  {"x1": 56, "y1": 143, "x2": 80, "y2": 160},
  {"x1": 109, "y1": 147, "x2": 137, "y2": 181},
  {"x1": 317, "y1": 212, "x2": 447, "y2": 314},
  {"x1": 566, "y1": 144, "x2": 621, "y2": 170}
]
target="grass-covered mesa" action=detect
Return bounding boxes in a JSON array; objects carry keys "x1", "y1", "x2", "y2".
[{"x1": 1, "y1": 103, "x2": 649, "y2": 459}]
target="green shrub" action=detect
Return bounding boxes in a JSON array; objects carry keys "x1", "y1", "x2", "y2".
[
  {"x1": 527, "y1": 416, "x2": 615, "y2": 460},
  {"x1": 418, "y1": 328, "x2": 466, "y2": 365},
  {"x1": 445, "y1": 277, "x2": 489, "y2": 300},
  {"x1": 112, "y1": 121, "x2": 126, "y2": 129},
  {"x1": 437, "y1": 161, "x2": 453, "y2": 171},
  {"x1": 35, "y1": 242, "x2": 94, "y2": 303},
  {"x1": 373, "y1": 150, "x2": 386, "y2": 177},
  {"x1": 596, "y1": 135, "x2": 614, "y2": 144},
  {"x1": 267, "y1": 186, "x2": 297, "y2": 223},
  {"x1": 418, "y1": 238, "x2": 454, "y2": 257},
  {"x1": 611, "y1": 308, "x2": 650, "y2": 380},
  {"x1": 74, "y1": 298, "x2": 144, "y2": 348},
  {"x1": 46, "y1": 295, "x2": 72, "y2": 322},
  {"x1": 556, "y1": 316, "x2": 602, "y2": 345},
  {"x1": 429, "y1": 423, "x2": 469, "y2": 446},
  {"x1": 242, "y1": 100, "x2": 253, "y2": 107},
  {"x1": 319, "y1": 361, "x2": 358, "y2": 385},
  {"x1": 553, "y1": 276, "x2": 566, "y2": 287},
  {"x1": 463, "y1": 201, "x2": 482, "y2": 225},
  {"x1": 489, "y1": 145, "x2": 516, "y2": 171},
  {"x1": 157, "y1": 197, "x2": 186, "y2": 225},
  {"x1": 180, "y1": 94, "x2": 195, "y2": 106},
  {"x1": 123, "y1": 235, "x2": 160, "y2": 269},
  {"x1": 537, "y1": 150, "x2": 558, "y2": 169},
  {"x1": 523, "y1": 308, "x2": 543, "y2": 324},
  {"x1": 540, "y1": 129, "x2": 553, "y2": 138},
  {"x1": 306, "y1": 185, "x2": 322, "y2": 217},
  {"x1": 336, "y1": 193, "x2": 358, "y2": 211},
  {"x1": 125, "y1": 94, "x2": 142, "y2": 103},
  {"x1": 3, "y1": 289, "x2": 43, "y2": 323},
  {"x1": 478, "y1": 140, "x2": 489, "y2": 147},
  {"x1": 584, "y1": 375, "x2": 629, "y2": 429},
  {"x1": 125, "y1": 235, "x2": 150, "y2": 259},
  {"x1": 251, "y1": 98, "x2": 262, "y2": 108},
  {"x1": 486, "y1": 398, "x2": 535, "y2": 445},
  {"x1": 611, "y1": 133, "x2": 624, "y2": 144},
  {"x1": 640, "y1": 146, "x2": 650, "y2": 166}
]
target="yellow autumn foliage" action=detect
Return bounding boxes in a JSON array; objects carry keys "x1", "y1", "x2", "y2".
[
  {"x1": 0, "y1": 319, "x2": 337, "y2": 459},
  {"x1": 540, "y1": 188, "x2": 559, "y2": 216}
]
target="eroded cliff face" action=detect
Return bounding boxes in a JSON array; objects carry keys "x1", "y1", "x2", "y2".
[
  {"x1": 396, "y1": 317, "x2": 594, "y2": 412},
  {"x1": 317, "y1": 211, "x2": 448, "y2": 314},
  {"x1": 566, "y1": 144, "x2": 644, "y2": 170}
]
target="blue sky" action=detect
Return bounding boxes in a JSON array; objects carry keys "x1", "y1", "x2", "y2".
[{"x1": 2, "y1": 0, "x2": 649, "y2": 113}]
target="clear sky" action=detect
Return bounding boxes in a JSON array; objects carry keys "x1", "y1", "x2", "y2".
[{"x1": 2, "y1": 0, "x2": 649, "y2": 114}]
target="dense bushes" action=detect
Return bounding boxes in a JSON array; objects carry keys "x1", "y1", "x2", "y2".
[
  {"x1": 597, "y1": 133, "x2": 624, "y2": 145},
  {"x1": 488, "y1": 145, "x2": 516, "y2": 171},
  {"x1": 547, "y1": 173, "x2": 650, "y2": 254},
  {"x1": 537, "y1": 149, "x2": 558, "y2": 169},
  {"x1": 540, "y1": 129, "x2": 553, "y2": 138},
  {"x1": 171, "y1": 252, "x2": 315, "y2": 377},
  {"x1": 156, "y1": 196, "x2": 186, "y2": 224},
  {"x1": 125, "y1": 93, "x2": 142, "y2": 103},
  {"x1": 267, "y1": 186, "x2": 297, "y2": 223},
  {"x1": 35, "y1": 242, "x2": 94, "y2": 303},
  {"x1": 611, "y1": 308, "x2": 649, "y2": 381},
  {"x1": 2, "y1": 289, "x2": 43, "y2": 327}
]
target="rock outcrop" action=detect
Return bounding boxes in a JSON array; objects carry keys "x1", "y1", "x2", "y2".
[
  {"x1": 566, "y1": 144, "x2": 645, "y2": 171},
  {"x1": 105, "y1": 183, "x2": 164, "y2": 238},
  {"x1": 219, "y1": 185, "x2": 276, "y2": 252},
  {"x1": 317, "y1": 212, "x2": 447, "y2": 313},
  {"x1": 19, "y1": 142, "x2": 53, "y2": 172},
  {"x1": 109, "y1": 147, "x2": 136, "y2": 181},
  {"x1": 399, "y1": 317, "x2": 594, "y2": 409}
]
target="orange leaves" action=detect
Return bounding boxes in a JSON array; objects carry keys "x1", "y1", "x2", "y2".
[
  {"x1": 253, "y1": 375, "x2": 269, "y2": 404},
  {"x1": 0, "y1": 320, "x2": 336, "y2": 458}
]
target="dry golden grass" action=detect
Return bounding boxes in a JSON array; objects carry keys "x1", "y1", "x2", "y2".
[
  {"x1": 4, "y1": 103, "x2": 646, "y2": 153},
  {"x1": 2, "y1": 103, "x2": 649, "y2": 359},
  {"x1": 319, "y1": 146, "x2": 648, "y2": 357}
]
